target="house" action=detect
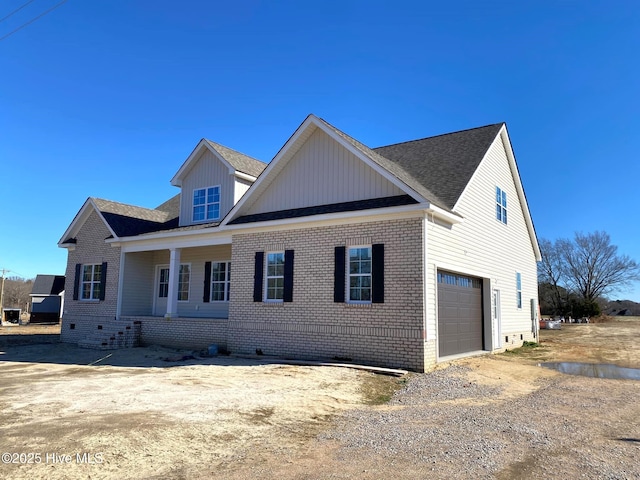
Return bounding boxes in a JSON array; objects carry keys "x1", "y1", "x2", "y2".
[
  {"x1": 58, "y1": 115, "x2": 540, "y2": 372},
  {"x1": 30, "y1": 274, "x2": 65, "y2": 323}
]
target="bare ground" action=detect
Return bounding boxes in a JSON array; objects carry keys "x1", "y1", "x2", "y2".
[{"x1": 0, "y1": 319, "x2": 639, "y2": 479}]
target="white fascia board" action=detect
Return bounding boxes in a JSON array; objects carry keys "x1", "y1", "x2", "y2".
[
  {"x1": 170, "y1": 139, "x2": 236, "y2": 187},
  {"x1": 499, "y1": 126, "x2": 541, "y2": 261},
  {"x1": 115, "y1": 233, "x2": 233, "y2": 253},
  {"x1": 234, "y1": 171, "x2": 257, "y2": 182},
  {"x1": 57, "y1": 198, "x2": 118, "y2": 247},
  {"x1": 109, "y1": 201, "x2": 462, "y2": 251},
  {"x1": 226, "y1": 202, "x2": 461, "y2": 235}
]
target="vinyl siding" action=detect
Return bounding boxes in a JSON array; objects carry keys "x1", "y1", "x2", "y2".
[
  {"x1": 426, "y1": 134, "x2": 538, "y2": 350},
  {"x1": 244, "y1": 128, "x2": 404, "y2": 216},
  {"x1": 179, "y1": 149, "x2": 235, "y2": 226}
]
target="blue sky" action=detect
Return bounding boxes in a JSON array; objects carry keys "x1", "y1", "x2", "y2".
[{"x1": 1, "y1": 1, "x2": 639, "y2": 300}]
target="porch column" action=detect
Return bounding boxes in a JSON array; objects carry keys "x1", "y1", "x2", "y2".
[
  {"x1": 116, "y1": 250, "x2": 126, "y2": 319},
  {"x1": 165, "y1": 248, "x2": 182, "y2": 319}
]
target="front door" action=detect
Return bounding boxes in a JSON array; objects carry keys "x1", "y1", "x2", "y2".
[
  {"x1": 493, "y1": 289, "x2": 502, "y2": 348},
  {"x1": 153, "y1": 265, "x2": 169, "y2": 316}
]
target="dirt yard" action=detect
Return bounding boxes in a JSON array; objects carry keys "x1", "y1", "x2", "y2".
[{"x1": 0, "y1": 319, "x2": 638, "y2": 479}]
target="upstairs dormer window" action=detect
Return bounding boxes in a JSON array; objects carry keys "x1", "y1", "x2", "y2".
[
  {"x1": 193, "y1": 186, "x2": 221, "y2": 222},
  {"x1": 496, "y1": 186, "x2": 507, "y2": 224}
]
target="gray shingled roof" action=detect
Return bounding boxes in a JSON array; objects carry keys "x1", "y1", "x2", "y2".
[
  {"x1": 373, "y1": 123, "x2": 504, "y2": 210},
  {"x1": 205, "y1": 140, "x2": 267, "y2": 178},
  {"x1": 92, "y1": 198, "x2": 179, "y2": 238},
  {"x1": 79, "y1": 121, "x2": 504, "y2": 237},
  {"x1": 230, "y1": 195, "x2": 417, "y2": 225}
]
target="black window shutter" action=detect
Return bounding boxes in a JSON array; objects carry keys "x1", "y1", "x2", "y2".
[
  {"x1": 203, "y1": 261, "x2": 212, "y2": 303},
  {"x1": 372, "y1": 244, "x2": 384, "y2": 303},
  {"x1": 99, "y1": 262, "x2": 108, "y2": 301},
  {"x1": 253, "y1": 252, "x2": 264, "y2": 302},
  {"x1": 283, "y1": 249, "x2": 294, "y2": 302},
  {"x1": 73, "y1": 263, "x2": 81, "y2": 300},
  {"x1": 334, "y1": 246, "x2": 346, "y2": 303}
]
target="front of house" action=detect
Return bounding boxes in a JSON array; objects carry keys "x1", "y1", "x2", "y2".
[{"x1": 59, "y1": 115, "x2": 540, "y2": 372}]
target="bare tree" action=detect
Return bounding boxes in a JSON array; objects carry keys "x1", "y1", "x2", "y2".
[
  {"x1": 539, "y1": 232, "x2": 640, "y2": 312},
  {"x1": 538, "y1": 238, "x2": 568, "y2": 314},
  {"x1": 3, "y1": 277, "x2": 34, "y2": 311}
]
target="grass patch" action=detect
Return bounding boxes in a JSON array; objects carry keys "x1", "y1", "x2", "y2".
[
  {"x1": 502, "y1": 341, "x2": 545, "y2": 357},
  {"x1": 359, "y1": 373, "x2": 410, "y2": 405}
]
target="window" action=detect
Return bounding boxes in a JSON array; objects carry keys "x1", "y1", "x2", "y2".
[
  {"x1": 157, "y1": 264, "x2": 190, "y2": 300},
  {"x1": 253, "y1": 251, "x2": 294, "y2": 303},
  {"x1": 158, "y1": 267, "x2": 169, "y2": 298},
  {"x1": 178, "y1": 264, "x2": 191, "y2": 301},
  {"x1": 193, "y1": 186, "x2": 221, "y2": 222},
  {"x1": 81, "y1": 264, "x2": 102, "y2": 300},
  {"x1": 496, "y1": 186, "x2": 507, "y2": 224},
  {"x1": 265, "y1": 252, "x2": 285, "y2": 301},
  {"x1": 516, "y1": 272, "x2": 522, "y2": 309},
  {"x1": 348, "y1": 246, "x2": 372, "y2": 303},
  {"x1": 211, "y1": 261, "x2": 231, "y2": 302},
  {"x1": 334, "y1": 245, "x2": 384, "y2": 304}
]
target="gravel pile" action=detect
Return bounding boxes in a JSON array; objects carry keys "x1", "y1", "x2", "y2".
[{"x1": 320, "y1": 364, "x2": 639, "y2": 479}]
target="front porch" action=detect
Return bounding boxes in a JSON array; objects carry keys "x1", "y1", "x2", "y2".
[{"x1": 118, "y1": 243, "x2": 232, "y2": 320}]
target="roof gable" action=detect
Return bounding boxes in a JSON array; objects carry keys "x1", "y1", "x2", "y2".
[
  {"x1": 224, "y1": 114, "x2": 433, "y2": 225},
  {"x1": 171, "y1": 139, "x2": 266, "y2": 187},
  {"x1": 59, "y1": 196, "x2": 181, "y2": 245}
]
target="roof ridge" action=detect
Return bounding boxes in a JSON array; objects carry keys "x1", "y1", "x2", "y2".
[
  {"x1": 374, "y1": 122, "x2": 504, "y2": 149},
  {"x1": 92, "y1": 197, "x2": 161, "y2": 213},
  {"x1": 205, "y1": 139, "x2": 267, "y2": 165}
]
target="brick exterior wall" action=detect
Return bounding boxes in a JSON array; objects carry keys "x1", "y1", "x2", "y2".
[
  {"x1": 228, "y1": 217, "x2": 428, "y2": 371},
  {"x1": 61, "y1": 210, "x2": 121, "y2": 343},
  {"x1": 123, "y1": 316, "x2": 228, "y2": 350}
]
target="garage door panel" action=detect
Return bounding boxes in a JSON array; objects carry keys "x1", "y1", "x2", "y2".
[{"x1": 438, "y1": 270, "x2": 483, "y2": 357}]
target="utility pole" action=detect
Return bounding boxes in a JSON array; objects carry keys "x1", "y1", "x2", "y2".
[{"x1": 0, "y1": 268, "x2": 6, "y2": 324}]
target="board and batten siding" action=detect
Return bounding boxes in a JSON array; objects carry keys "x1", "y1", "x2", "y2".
[
  {"x1": 178, "y1": 149, "x2": 236, "y2": 226},
  {"x1": 426, "y1": 133, "x2": 538, "y2": 350},
  {"x1": 244, "y1": 128, "x2": 405, "y2": 216},
  {"x1": 127, "y1": 244, "x2": 233, "y2": 318}
]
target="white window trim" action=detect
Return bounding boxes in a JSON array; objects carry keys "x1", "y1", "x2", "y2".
[
  {"x1": 192, "y1": 185, "x2": 221, "y2": 223},
  {"x1": 496, "y1": 186, "x2": 507, "y2": 225},
  {"x1": 264, "y1": 251, "x2": 284, "y2": 303},
  {"x1": 210, "y1": 260, "x2": 231, "y2": 302},
  {"x1": 178, "y1": 263, "x2": 191, "y2": 302},
  {"x1": 157, "y1": 266, "x2": 170, "y2": 298},
  {"x1": 80, "y1": 263, "x2": 102, "y2": 301},
  {"x1": 156, "y1": 263, "x2": 191, "y2": 302},
  {"x1": 516, "y1": 272, "x2": 522, "y2": 309},
  {"x1": 347, "y1": 245, "x2": 372, "y2": 304}
]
